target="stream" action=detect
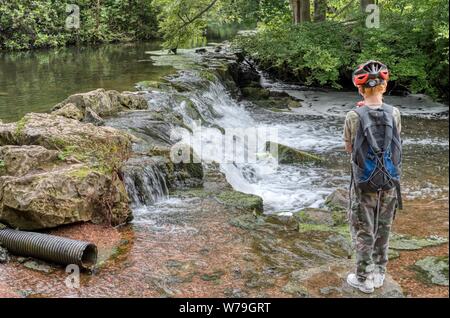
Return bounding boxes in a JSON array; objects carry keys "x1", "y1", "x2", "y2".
[{"x1": 0, "y1": 43, "x2": 448, "y2": 298}]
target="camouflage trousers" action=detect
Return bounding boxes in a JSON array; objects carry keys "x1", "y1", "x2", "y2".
[{"x1": 349, "y1": 187, "x2": 397, "y2": 281}]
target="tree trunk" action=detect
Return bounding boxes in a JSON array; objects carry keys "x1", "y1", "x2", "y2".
[
  {"x1": 300, "y1": 0, "x2": 311, "y2": 23},
  {"x1": 360, "y1": 0, "x2": 375, "y2": 12},
  {"x1": 313, "y1": 0, "x2": 327, "y2": 22},
  {"x1": 290, "y1": 0, "x2": 301, "y2": 24}
]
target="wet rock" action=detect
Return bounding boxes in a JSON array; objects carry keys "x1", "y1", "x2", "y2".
[
  {"x1": 201, "y1": 270, "x2": 225, "y2": 281},
  {"x1": 414, "y1": 256, "x2": 449, "y2": 286},
  {"x1": 265, "y1": 141, "x2": 323, "y2": 165},
  {"x1": 286, "y1": 259, "x2": 404, "y2": 298},
  {"x1": 294, "y1": 208, "x2": 334, "y2": 227},
  {"x1": 388, "y1": 249, "x2": 400, "y2": 260},
  {"x1": 228, "y1": 60, "x2": 261, "y2": 88},
  {"x1": 136, "y1": 80, "x2": 164, "y2": 91},
  {"x1": 0, "y1": 245, "x2": 9, "y2": 263},
  {"x1": 229, "y1": 214, "x2": 265, "y2": 230},
  {"x1": 0, "y1": 145, "x2": 59, "y2": 177},
  {"x1": 52, "y1": 103, "x2": 84, "y2": 121},
  {"x1": 22, "y1": 259, "x2": 55, "y2": 274},
  {"x1": 83, "y1": 107, "x2": 105, "y2": 126},
  {"x1": 223, "y1": 287, "x2": 248, "y2": 298},
  {"x1": 216, "y1": 190, "x2": 264, "y2": 213},
  {"x1": 325, "y1": 188, "x2": 349, "y2": 212},
  {"x1": 242, "y1": 86, "x2": 270, "y2": 100},
  {"x1": 389, "y1": 233, "x2": 448, "y2": 251},
  {"x1": 195, "y1": 48, "x2": 208, "y2": 54}
]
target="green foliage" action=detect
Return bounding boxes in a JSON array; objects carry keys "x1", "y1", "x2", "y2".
[
  {"x1": 234, "y1": 0, "x2": 449, "y2": 100},
  {"x1": 153, "y1": 0, "x2": 260, "y2": 49},
  {"x1": 0, "y1": 0, "x2": 159, "y2": 50}
]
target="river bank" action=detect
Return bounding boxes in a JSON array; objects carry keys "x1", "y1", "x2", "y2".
[{"x1": 0, "y1": 44, "x2": 448, "y2": 298}]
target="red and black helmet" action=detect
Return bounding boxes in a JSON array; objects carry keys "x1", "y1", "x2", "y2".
[{"x1": 352, "y1": 60, "x2": 389, "y2": 88}]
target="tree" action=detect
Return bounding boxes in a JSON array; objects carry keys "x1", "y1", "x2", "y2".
[
  {"x1": 360, "y1": 0, "x2": 375, "y2": 11},
  {"x1": 300, "y1": 0, "x2": 311, "y2": 22},
  {"x1": 290, "y1": 0, "x2": 311, "y2": 24},
  {"x1": 313, "y1": 0, "x2": 327, "y2": 22}
]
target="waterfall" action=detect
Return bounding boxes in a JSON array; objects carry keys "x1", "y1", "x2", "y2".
[{"x1": 122, "y1": 157, "x2": 169, "y2": 207}]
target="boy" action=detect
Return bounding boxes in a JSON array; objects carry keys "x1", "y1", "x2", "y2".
[{"x1": 343, "y1": 60, "x2": 402, "y2": 294}]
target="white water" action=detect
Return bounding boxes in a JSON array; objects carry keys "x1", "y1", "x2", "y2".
[
  {"x1": 131, "y1": 49, "x2": 448, "y2": 215},
  {"x1": 167, "y1": 73, "x2": 343, "y2": 214}
]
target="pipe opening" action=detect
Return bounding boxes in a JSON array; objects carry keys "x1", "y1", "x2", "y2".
[{"x1": 81, "y1": 244, "x2": 98, "y2": 269}]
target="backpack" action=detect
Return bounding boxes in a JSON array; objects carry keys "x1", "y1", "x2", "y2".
[{"x1": 351, "y1": 103, "x2": 403, "y2": 209}]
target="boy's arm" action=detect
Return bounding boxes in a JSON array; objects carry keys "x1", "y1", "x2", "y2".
[{"x1": 343, "y1": 112, "x2": 356, "y2": 153}]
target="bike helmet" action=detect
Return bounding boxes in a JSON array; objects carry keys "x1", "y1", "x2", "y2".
[{"x1": 352, "y1": 60, "x2": 390, "y2": 88}]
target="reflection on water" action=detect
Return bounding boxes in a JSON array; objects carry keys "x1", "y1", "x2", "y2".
[{"x1": 0, "y1": 42, "x2": 174, "y2": 122}]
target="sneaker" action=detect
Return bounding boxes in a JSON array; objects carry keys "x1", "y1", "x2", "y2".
[
  {"x1": 373, "y1": 270, "x2": 385, "y2": 289},
  {"x1": 347, "y1": 273, "x2": 374, "y2": 294}
]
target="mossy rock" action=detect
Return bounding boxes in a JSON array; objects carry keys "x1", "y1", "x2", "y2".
[
  {"x1": 229, "y1": 214, "x2": 265, "y2": 230},
  {"x1": 136, "y1": 80, "x2": 163, "y2": 90},
  {"x1": 216, "y1": 190, "x2": 264, "y2": 213},
  {"x1": 241, "y1": 86, "x2": 270, "y2": 100},
  {"x1": 414, "y1": 256, "x2": 449, "y2": 286},
  {"x1": 265, "y1": 141, "x2": 323, "y2": 165},
  {"x1": 389, "y1": 234, "x2": 448, "y2": 251},
  {"x1": 294, "y1": 208, "x2": 333, "y2": 226}
]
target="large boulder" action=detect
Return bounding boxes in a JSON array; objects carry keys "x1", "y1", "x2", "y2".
[
  {"x1": 0, "y1": 113, "x2": 131, "y2": 156},
  {"x1": 0, "y1": 114, "x2": 133, "y2": 230},
  {"x1": 52, "y1": 89, "x2": 148, "y2": 121},
  {"x1": 0, "y1": 164, "x2": 129, "y2": 230}
]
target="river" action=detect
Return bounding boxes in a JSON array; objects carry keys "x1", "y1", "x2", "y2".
[{"x1": 0, "y1": 41, "x2": 448, "y2": 298}]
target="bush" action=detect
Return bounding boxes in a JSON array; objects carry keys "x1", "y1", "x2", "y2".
[{"x1": 234, "y1": 1, "x2": 449, "y2": 101}]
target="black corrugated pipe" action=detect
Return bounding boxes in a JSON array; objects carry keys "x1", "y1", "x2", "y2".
[{"x1": 0, "y1": 228, "x2": 97, "y2": 270}]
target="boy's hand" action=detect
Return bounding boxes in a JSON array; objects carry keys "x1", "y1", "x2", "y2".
[{"x1": 345, "y1": 142, "x2": 353, "y2": 153}]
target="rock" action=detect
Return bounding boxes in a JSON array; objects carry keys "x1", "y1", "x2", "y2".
[
  {"x1": 0, "y1": 113, "x2": 131, "y2": 155},
  {"x1": 284, "y1": 259, "x2": 404, "y2": 298},
  {"x1": 325, "y1": 188, "x2": 349, "y2": 212},
  {"x1": 242, "y1": 86, "x2": 270, "y2": 100},
  {"x1": 414, "y1": 256, "x2": 449, "y2": 286},
  {"x1": 389, "y1": 233, "x2": 448, "y2": 251},
  {"x1": 265, "y1": 141, "x2": 323, "y2": 165},
  {"x1": 228, "y1": 60, "x2": 261, "y2": 87},
  {"x1": 0, "y1": 145, "x2": 59, "y2": 177},
  {"x1": 22, "y1": 259, "x2": 55, "y2": 273},
  {"x1": 0, "y1": 245, "x2": 9, "y2": 263},
  {"x1": 52, "y1": 89, "x2": 148, "y2": 119},
  {"x1": 83, "y1": 107, "x2": 105, "y2": 126},
  {"x1": 136, "y1": 80, "x2": 163, "y2": 91},
  {"x1": 195, "y1": 48, "x2": 208, "y2": 54},
  {"x1": 216, "y1": 190, "x2": 264, "y2": 213},
  {"x1": 52, "y1": 103, "x2": 84, "y2": 121},
  {"x1": 294, "y1": 208, "x2": 334, "y2": 226},
  {"x1": 0, "y1": 113, "x2": 133, "y2": 229},
  {"x1": 0, "y1": 163, "x2": 130, "y2": 229},
  {"x1": 200, "y1": 270, "x2": 225, "y2": 281}
]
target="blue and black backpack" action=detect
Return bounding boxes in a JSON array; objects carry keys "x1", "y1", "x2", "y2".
[{"x1": 351, "y1": 103, "x2": 403, "y2": 209}]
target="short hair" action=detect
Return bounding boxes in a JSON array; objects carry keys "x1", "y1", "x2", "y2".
[{"x1": 360, "y1": 81, "x2": 388, "y2": 97}]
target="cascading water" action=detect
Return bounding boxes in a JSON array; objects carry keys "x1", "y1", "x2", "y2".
[
  {"x1": 122, "y1": 157, "x2": 169, "y2": 207},
  {"x1": 113, "y1": 47, "x2": 449, "y2": 216}
]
